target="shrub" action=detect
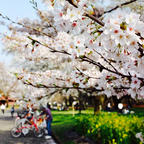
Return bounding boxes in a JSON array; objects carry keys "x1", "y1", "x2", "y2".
[{"x1": 75, "y1": 112, "x2": 144, "y2": 144}]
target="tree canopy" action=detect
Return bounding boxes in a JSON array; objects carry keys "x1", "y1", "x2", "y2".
[{"x1": 0, "y1": 0, "x2": 144, "y2": 106}]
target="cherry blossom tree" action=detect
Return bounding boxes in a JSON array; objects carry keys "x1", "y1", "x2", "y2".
[
  {"x1": 0, "y1": 63, "x2": 26, "y2": 106},
  {"x1": 0, "y1": 0, "x2": 144, "y2": 108}
]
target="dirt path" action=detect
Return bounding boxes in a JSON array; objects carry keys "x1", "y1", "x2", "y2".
[{"x1": 0, "y1": 110, "x2": 56, "y2": 144}]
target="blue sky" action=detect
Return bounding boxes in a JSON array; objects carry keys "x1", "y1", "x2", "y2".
[{"x1": 0, "y1": 0, "x2": 43, "y2": 65}]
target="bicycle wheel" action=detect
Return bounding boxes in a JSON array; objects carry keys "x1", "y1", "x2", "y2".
[
  {"x1": 34, "y1": 128, "x2": 44, "y2": 138},
  {"x1": 10, "y1": 127, "x2": 22, "y2": 138}
]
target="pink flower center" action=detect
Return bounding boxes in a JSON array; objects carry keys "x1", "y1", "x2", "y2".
[
  {"x1": 72, "y1": 22, "x2": 77, "y2": 27},
  {"x1": 59, "y1": 13, "x2": 63, "y2": 17},
  {"x1": 89, "y1": 40, "x2": 93, "y2": 44},
  {"x1": 131, "y1": 41, "x2": 136, "y2": 45},
  {"x1": 114, "y1": 30, "x2": 119, "y2": 34},
  {"x1": 129, "y1": 27, "x2": 133, "y2": 31},
  {"x1": 134, "y1": 80, "x2": 137, "y2": 84},
  {"x1": 77, "y1": 40, "x2": 80, "y2": 44}
]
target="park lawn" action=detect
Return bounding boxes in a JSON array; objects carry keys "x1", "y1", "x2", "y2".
[
  {"x1": 51, "y1": 108, "x2": 144, "y2": 144},
  {"x1": 52, "y1": 110, "x2": 93, "y2": 144},
  {"x1": 52, "y1": 110, "x2": 79, "y2": 144},
  {"x1": 130, "y1": 107, "x2": 144, "y2": 117}
]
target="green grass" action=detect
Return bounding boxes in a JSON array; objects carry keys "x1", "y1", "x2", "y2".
[
  {"x1": 51, "y1": 110, "x2": 93, "y2": 144},
  {"x1": 52, "y1": 111, "x2": 77, "y2": 144},
  {"x1": 51, "y1": 108, "x2": 144, "y2": 144},
  {"x1": 130, "y1": 107, "x2": 144, "y2": 117}
]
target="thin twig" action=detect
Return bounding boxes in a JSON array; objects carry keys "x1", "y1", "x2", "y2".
[
  {"x1": 93, "y1": 49, "x2": 118, "y2": 73},
  {"x1": 0, "y1": 13, "x2": 53, "y2": 38},
  {"x1": 27, "y1": 36, "x2": 71, "y2": 55},
  {"x1": 75, "y1": 67, "x2": 100, "y2": 79},
  {"x1": 103, "y1": 0, "x2": 137, "y2": 15}
]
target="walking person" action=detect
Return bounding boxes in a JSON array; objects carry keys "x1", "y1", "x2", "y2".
[
  {"x1": 1, "y1": 104, "x2": 6, "y2": 114},
  {"x1": 40, "y1": 104, "x2": 53, "y2": 139},
  {"x1": 11, "y1": 105, "x2": 15, "y2": 118}
]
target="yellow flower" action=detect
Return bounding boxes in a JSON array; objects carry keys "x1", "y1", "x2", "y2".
[
  {"x1": 96, "y1": 124, "x2": 99, "y2": 128},
  {"x1": 88, "y1": 130, "x2": 90, "y2": 134},
  {"x1": 123, "y1": 133, "x2": 127, "y2": 138},
  {"x1": 111, "y1": 138, "x2": 117, "y2": 144}
]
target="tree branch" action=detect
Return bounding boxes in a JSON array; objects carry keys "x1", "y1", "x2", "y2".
[
  {"x1": 0, "y1": 13, "x2": 53, "y2": 38},
  {"x1": 85, "y1": 14, "x2": 104, "y2": 26},
  {"x1": 67, "y1": 0, "x2": 138, "y2": 27},
  {"x1": 27, "y1": 36, "x2": 71, "y2": 55},
  {"x1": 66, "y1": 0, "x2": 78, "y2": 8},
  {"x1": 36, "y1": 89, "x2": 60, "y2": 100},
  {"x1": 93, "y1": 49, "x2": 119, "y2": 73},
  {"x1": 66, "y1": 0, "x2": 104, "y2": 26},
  {"x1": 81, "y1": 56, "x2": 130, "y2": 78},
  {"x1": 102, "y1": 0, "x2": 137, "y2": 16},
  {"x1": 23, "y1": 80, "x2": 102, "y2": 92},
  {"x1": 27, "y1": 36, "x2": 144, "y2": 82},
  {"x1": 75, "y1": 67, "x2": 100, "y2": 79}
]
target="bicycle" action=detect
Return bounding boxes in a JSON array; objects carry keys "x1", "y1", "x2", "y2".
[{"x1": 11, "y1": 115, "x2": 44, "y2": 138}]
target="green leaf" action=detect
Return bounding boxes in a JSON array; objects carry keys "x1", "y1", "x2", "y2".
[
  {"x1": 73, "y1": 82, "x2": 79, "y2": 88},
  {"x1": 64, "y1": 88, "x2": 69, "y2": 92},
  {"x1": 53, "y1": 84, "x2": 57, "y2": 87},
  {"x1": 32, "y1": 40, "x2": 36, "y2": 45},
  {"x1": 88, "y1": 51, "x2": 93, "y2": 55},
  {"x1": 79, "y1": 55, "x2": 85, "y2": 59},
  {"x1": 37, "y1": 83, "x2": 43, "y2": 87},
  {"x1": 26, "y1": 80, "x2": 30, "y2": 83},
  {"x1": 85, "y1": 77, "x2": 89, "y2": 83},
  {"x1": 14, "y1": 73, "x2": 18, "y2": 77},
  {"x1": 111, "y1": 76, "x2": 117, "y2": 80},
  {"x1": 117, "y1": 43, "x2": 121, "y2": 48},
  {"x1": 27, "y1": 36, "x2": 32, "y2": 40},
  {"x1": 27, "y1": 36, "x2": 37, "y2": 45},
  {"x1": 120, "y1": 22, "x2": 127, "y2": 31}
]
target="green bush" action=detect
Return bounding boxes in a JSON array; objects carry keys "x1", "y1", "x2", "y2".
[{"x1": 75, "y1": 112, "x2": 144, "y2": 144}]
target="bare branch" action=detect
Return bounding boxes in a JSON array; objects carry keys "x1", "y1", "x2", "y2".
[
  {"x1": 0, "y1": 13, "x2": 53, "y2": 38},
  {"x1": 36, "y1": 89, "x2": 60, "y2": 100},
  {"x1": 75, "y1": 67, "x2": 100, "y2": 79},
  {"x1": 102, "y1": 0, "x2": 137, "y2": 16},
  {"x1": 66, "y1": 0, "x2": 78, "y2": 8},
  {"x1": 85, "y1": 14, "x2": 104, "y2": 26},
  {"x1": 29, "y1": 0, "x2": 57, "y2": 34},
  {"x1": 93, "y1": 49, "x2": 119, "y2": 73},
  {"x1": 27, "y1": 36, "x2": 71, "y2": 55},
  {"x1": 81, "y1": 56, "x2": 130, "y2": 78},
  {"x1": 22, "y1": 80, "x2": 102, "y2": 92}
]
